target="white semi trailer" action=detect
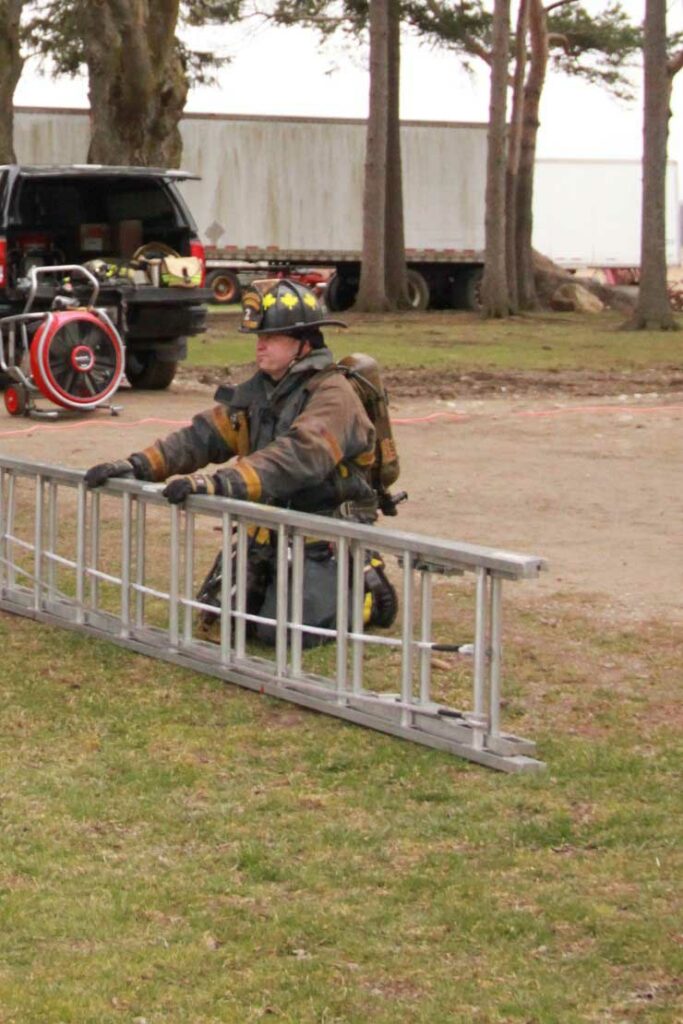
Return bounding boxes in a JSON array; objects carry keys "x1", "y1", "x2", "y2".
[
  {"x1": 176, "y1": 111, "x2": 489, "y2": 310},
  {"x1": 533, "y1": 158, "x2": 680, "y2": 273},
  {"x1": 12, "y1": 106, "x2": 680, "y2": 310}
]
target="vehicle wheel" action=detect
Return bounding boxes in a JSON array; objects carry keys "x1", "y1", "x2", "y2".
[
  {"x1": 206, "y1": 268, "x2": 242, "y2": 304},
  {"x1": 4, "y1": 384, "x2": 29, "y2": 416},
  {"x1": 125, "y1": 352, "x2": 178, "y2": 390},
  {"x1": 326, "y1": 272, "x2": 357, "y2": 312},
  {"x1": 452, "y1": 267, "x2": 484, "y2": 311},
  {"x1": 406, "y1": 269, "x2": 430, "y2": 310}
]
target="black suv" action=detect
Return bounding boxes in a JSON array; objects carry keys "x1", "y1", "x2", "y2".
[{"x1": 0, "y1": 165, "x2": 211, "y2": 389}]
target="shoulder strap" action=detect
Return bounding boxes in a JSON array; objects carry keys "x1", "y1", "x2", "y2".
[{"x1": 303, "y1": 364, "x2": 343, "y2": 395}]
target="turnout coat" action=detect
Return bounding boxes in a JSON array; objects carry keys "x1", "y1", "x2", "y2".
[{"x1": 130, "y1": 348, "x2": 377, "y2": 515}]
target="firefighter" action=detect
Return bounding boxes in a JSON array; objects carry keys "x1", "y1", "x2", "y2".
[{"x1": 84, "y1": 279, "x2": 397, "y2": 645}]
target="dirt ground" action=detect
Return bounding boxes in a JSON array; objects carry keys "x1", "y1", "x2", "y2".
[{"x1": 1, "y1": 365, "x2": 681, "y2": 625}]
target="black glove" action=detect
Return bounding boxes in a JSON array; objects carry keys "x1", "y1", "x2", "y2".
[
  {"x1": 162, "y1": 473, "x2": 222, "y2": 504},
  {"x1": 84, "y1": 459, "x2": 135, "y2": 489}
]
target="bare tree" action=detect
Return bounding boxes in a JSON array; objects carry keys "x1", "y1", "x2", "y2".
[
  {"x1": 410, "y1": 0, "x2": 641, "y2": 309},
  {"x1": 515, "y1": 0, "x2": 548, "y2": 309},
  {"x1": 624, "y1": 0, "x2": 683, "y2": 329},
  {"x1": 505, "y1": 0, "x2": 529, "y2": 310},
  {"x1": 481, "y1": 0, "x2": 512, "y2": 316},
  {"x1": 84, "y1": 0, "x2": 188, "y2": 166},
  {"x1": 0, "y1": 1, "x2": 25, "y2": 162},
  {"x1": 384, "y1": 0, "x2": 410, "y2": 308},
  {"x1": 27, "y1": 0, "x2": 240, "y2": 167},
  {"x1": 354, "y1": 0, "x2": 392, "y2": 311},
  {"x1": 272, "y1": 0, "x2": 408, "y2": 311}
]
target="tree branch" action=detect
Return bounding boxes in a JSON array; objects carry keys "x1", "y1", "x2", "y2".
[
  {"x1": 544, "y1": 0, "x2": 578, "y2": 13},
  {"x1": 462, "y1": 33, "x2": 492, "y2": 65},
  {"x1": 668, "y1": 47, "x2": 683, "y2": 79},
  {"x1": 544, "y1": 0, "x2": 577, "y2": 11}
]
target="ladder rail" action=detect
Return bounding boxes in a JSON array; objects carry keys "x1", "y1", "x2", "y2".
[{"x1": 0, "y1": 456, "x2": 548, "y2": 773}]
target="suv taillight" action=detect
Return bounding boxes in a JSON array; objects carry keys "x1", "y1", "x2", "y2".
[
  {"x1": 190, "y1": 239, "x2": 206, "y2": 287},
  {"x1": 0, "y1": 237, "x2": 6, "y2": 286}
]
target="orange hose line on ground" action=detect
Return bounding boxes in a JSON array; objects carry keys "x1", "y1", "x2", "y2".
[
  {"x1": 0, "y1": 416, "x2": 188, "y2": 440},
  {"x1": 0, "y1": 402, "x2": 682, "y2": 440},
  {"x1": 392, "y1": 402, "x2": 683, "y2": 425}
]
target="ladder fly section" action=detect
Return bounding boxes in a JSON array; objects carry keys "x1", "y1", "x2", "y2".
[{"x1": 0, "y1": 456, "x2": 548, "y2": 773}]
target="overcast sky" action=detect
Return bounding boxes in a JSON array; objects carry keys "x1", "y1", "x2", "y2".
[{"x1": 13, "y1": 2, "x2": 683, "y2": 176}]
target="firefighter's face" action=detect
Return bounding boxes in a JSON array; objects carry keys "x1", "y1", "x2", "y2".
[{"x1": 256, "y1": 333, "x2": 310, "y2": 379}]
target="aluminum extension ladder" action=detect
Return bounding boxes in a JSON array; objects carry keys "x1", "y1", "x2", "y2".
[{"x1": 0, "y1": 456, "x2": 548, "y2": 773}]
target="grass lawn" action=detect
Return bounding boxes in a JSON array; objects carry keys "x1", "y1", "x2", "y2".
[
  {"x1": 1, "y1": 594, "x2": 681, "y2": 1023},
  {"x1": 2, "y1": 310, "x2": 682, "y2": 1021},
  {"x1": 188, "y1": 308, "x2": 683, "y2": 374}
]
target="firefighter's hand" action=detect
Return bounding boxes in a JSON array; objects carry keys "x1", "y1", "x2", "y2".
[
  {"x1": 162, "y1": 474, "x2": 218, "y2": 504},
  {"x1": 84, "y1": 459, "x2": 135, "y2": 488}
]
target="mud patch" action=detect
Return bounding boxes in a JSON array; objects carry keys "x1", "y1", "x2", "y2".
[{"x1": 177, "y1": 361, "x2": 683, "y2": 401}]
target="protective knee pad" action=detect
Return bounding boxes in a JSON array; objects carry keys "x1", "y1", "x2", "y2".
[{"x1": 363, "y1": 553, "x2": 398, "y2": 628}]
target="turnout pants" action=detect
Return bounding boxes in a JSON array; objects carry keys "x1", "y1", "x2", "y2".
[{"x1": 197, "y1": 530, "x2": 397, "y2": 648}]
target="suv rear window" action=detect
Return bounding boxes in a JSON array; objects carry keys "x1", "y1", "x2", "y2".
[
  {"x1": 12, "y1": 177, "x2": 180, "y2": 230},
  {"x1": 107, "y1": 185, "x2": 176, "y2": 222}
]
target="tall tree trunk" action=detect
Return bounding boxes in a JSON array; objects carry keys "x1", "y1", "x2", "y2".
[
  {"x1": 481, "y1": 0, "x2": 512, "y2": 317},
  {"x1": 83, "y1": 0, "x2": 187, "y2": 167},
  {"x1": 0, "y1": 0, "x2": 25, "y2": 162},
  {"x1": 516, "y1": 0, "x2": 547, "y2": 309},
  {"x1": 354, "y1": 0, "x2": 391, "y2": 312},
  {"x1": 624, "y1": 0, "x2": 678, "y2": 329},
  {"x1": 505, "y1": 0, "x2": 529, "y2": 311},
  {"x1": 384, "y1": 0, "x2": 410, "y2": 308}
]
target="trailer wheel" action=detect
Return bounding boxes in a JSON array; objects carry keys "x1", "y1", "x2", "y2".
[
  {"x1": 206, "y1": 269, "x2": 242, "y2": 304},
  {"x1": 126, "y1": 351, "x2": 178, "y2": 390},
  {"x1": 453, "y1": 267, "x2": 484, "y2": 311},
  {"x1": 325, "y1": 272, "x2": 357, "y2": 312},
  {"x1": 406, "y1": 269, "x2": 430, "y2": 310}
]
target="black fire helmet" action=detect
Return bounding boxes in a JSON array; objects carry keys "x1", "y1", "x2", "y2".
[{"x1": 239, "y1": 278, "x2": 347, "y2": 338}]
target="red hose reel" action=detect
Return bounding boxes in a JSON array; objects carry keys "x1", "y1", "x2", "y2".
[
  {"x1": 28, "y1": 310, "x2": 123, "y2": 410},
  {"x1": 1, "y1": 265, "x2": 125, "y2": 418}
]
